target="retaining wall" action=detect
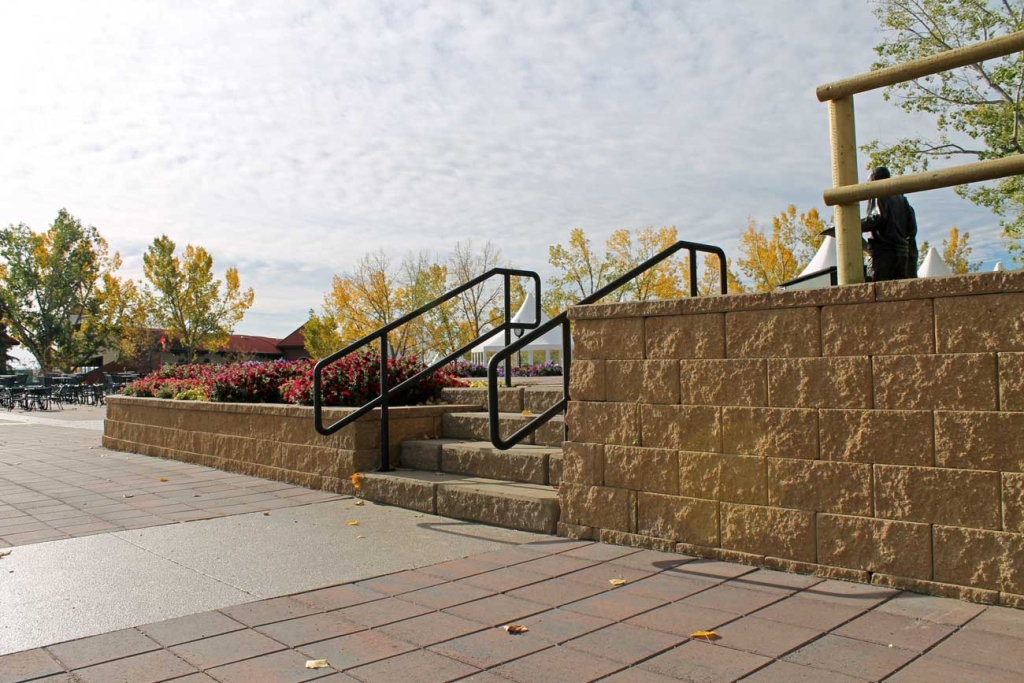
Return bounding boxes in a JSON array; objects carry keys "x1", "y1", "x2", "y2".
[
  {"x1": 103, "y1": 397, "x2": 468, "y2": 493},
  {"x1": 560, "y1": 271, "x2": 1024, "y2": 606}
]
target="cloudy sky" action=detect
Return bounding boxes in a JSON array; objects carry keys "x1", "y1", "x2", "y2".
[{"x1": 0, "y1": 1, "x2": 1012, "y2": 342}]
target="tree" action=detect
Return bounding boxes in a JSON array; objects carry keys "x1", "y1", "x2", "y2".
[
  {"x1": 605, "y1": 226, "x2": 686, "y2": 302},
  {"x1": 448, "y1": 240, "x2": 506, "y2": 339},
  {"x1": 544, "y1": 228, "x2": 612, "y2": 316},
  {"x1": 0, "y1": 209, "x2": 122, "y2": 372},
  {"x1": 862, "y1": 0, "x2": 1024, "y2": 261},
  {"x1": 143, "y1": 235, "x2": 255, "y2": 363},
  {"x1": 942, "y1": 226, "x2": 983, "y2": 273},
  {"x1": 735, "y1": 205, "x2": 826, "y2": 291},
  {"x1": 696, "y1": 254, "x2": 748, "y2": 296}
]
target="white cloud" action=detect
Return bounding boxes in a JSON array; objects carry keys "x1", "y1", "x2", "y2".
[{"x1": 0, "y1": 0, "x2": 1011, "y2": 337}]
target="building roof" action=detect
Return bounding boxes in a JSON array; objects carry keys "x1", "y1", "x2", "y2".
[
  {"x1": 226, "y1": 335, "x2": 284, "y2": 355},
  {"x1": 277, "y1": 325, "x2": 307, "y2": 349}
]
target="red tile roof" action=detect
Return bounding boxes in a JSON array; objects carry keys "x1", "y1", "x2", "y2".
[{"x1": 277, "y1": 325, "x2": 307, "y2": 349}]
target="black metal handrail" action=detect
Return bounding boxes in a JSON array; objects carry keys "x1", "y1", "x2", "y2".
[
  {"x1": 487, "y1": 241, "x2": 728, "y2": 450},
  {"x1": 313, "y1": 267, "x2": 542, "y2": 471}
]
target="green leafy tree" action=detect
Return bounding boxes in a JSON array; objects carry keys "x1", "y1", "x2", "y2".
[
  {"x1": 143, "y1": 235, "x2": 255, "y2": 363},
  {"x1": 0, "y1": 209, "x2": 122, "y2": 372},
  {"x1": 862, "y1": 0, "x2": 1024, "y2": 261}
]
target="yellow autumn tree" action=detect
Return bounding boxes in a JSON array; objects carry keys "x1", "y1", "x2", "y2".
[
  {"x1": 696, "y1": 254, "x2": 747, "y2": 296},
  {"x1": 544, "y1": 228, "x2": 611, "y2": 316},
  {"x1": 142, "y1": 235, "x2": 255, "y2": 363},
  {"x1": 605, "y1": 226, "x2": 685, "y2": 301},
  {"x1": 736, "y1": 205, "x2": 827, "y2": 292}
]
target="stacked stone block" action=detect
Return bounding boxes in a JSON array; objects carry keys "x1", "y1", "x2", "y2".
[{"x1": 561, "y1": 271, "x2": 1024, "y2": 606}]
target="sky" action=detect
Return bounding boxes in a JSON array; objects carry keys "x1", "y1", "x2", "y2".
[{"x1": 0, "y1": 0, "x2": 1014, "y2": 350}]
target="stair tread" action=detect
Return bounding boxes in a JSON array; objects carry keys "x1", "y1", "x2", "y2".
[{"x1": 364, "y1": 470, "x2": 558, "y2": 500}]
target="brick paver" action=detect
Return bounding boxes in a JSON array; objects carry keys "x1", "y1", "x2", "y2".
[
  {"x1": 0, "y1": 412, "x2": 341, "y2": 546},
  {"x1": 4, "y1": 537, "x2": 1022, "y2": 682}
]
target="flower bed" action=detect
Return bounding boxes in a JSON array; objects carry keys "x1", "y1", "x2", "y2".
[{"x1": 122, "y1": 351, "x2": 465, "y2": 406}]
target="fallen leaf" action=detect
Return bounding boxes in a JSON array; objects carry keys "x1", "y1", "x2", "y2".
[
  {"x1": 159, "y1": 477, "x2": 168, "y2": 482},
  {"x1": 414, "y1": 513, "x2": 424, "y2": 518},
  {"x1": 690, "y1": 630, "x2": 720, "y2": 641},
  {"x1": 354, "y1": 500, "x2": 365, "y2": 506},
  {"x1": 521, "y1": 410, "x2": 534, "y2": 416},
  {"x1": 356, "y1": 534, "x2": 366, "y2": 539},
  {"x1": 346, "y1": 520, "x2": 360, "y2": 526},
  {"x1": 263, "y1": 512, "x2": 270, "y2": 516},
  {"x1": 0, "y1": 549, "x2": 11, "y2": 559},
  {"x1": 609, "y1": 578, "x2": 627, "y2": 587},
  {"x1": 504, "y1": 624, "x2": 529, "y2": 634},
  {"x1": 305, "y1": 659, "x2": 330, "y2": 669},
  {"x1": 350, "y1": 473, "x2": 363, "y2": 491},
  {"x1": 123, "y1": 494, "x2": 134, "y2": 499}
]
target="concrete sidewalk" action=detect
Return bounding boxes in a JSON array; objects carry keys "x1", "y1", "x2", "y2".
[{"x1": 2, "y1": 407, "x2": 1024, "y2": 682}]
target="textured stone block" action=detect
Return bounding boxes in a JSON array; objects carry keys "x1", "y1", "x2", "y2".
[
  {"x1": 870, "y1": 573, "x2": 999, "y2": 605},
  {"x1": 678, "y1": 451, "x2": 721, "y2": 500},
  {"x1": 645, "y1": 313, "x2": 725, "y2": 359},
  {"x1": 559, "y1": 483, "x2": 631, "y2": 532},
  {"x1": 720, "y1": 503, "x2": 815, "y2": 562},
  {"x1": 999, "y1": 353, "x2": 1024, "y2": 411},
  {"x1": 605, "y1": 360, "x2": 679, "y2": 404},
  {"x1": 935, "y1": 411, "x2": 1024, "y2": 471},
  {"x1": 821, "y1": 299, "x2": 934, "y2": 356},
  {"x1": 398, "y1": 441, "x2": 442, "y2": 470},
  {"x1": 436, "y1": 482, "x2": 559, "y2": 535},
  {"x1": 726, "y1": 308, "x2": 820, "y2": 358},
  {"x1": 874, "y1": 272, "x2": 1002, "y2": 301},
  {"x1": 569, "y1": 360, "x2": 605, "y2": 402},
  {"x1": 768, "y1": 460, "x2": 872, "y2": 515},
  {"x1": 719, "y1": 454, "x2": 767, "y2": 505},
  {"x1": 874, "y1": 464, "x2": 1001, "y2": 530},
  {"x1": 933, "y1": 525, "x2": 1024, "y2": 594},
  {"x1": 637, "y1": 493, "x2": 719, "y2": 546},
  {"x1": 359, "y1": 474, "x2": 435, "y2": 513},
  {"x1": 935, "y1": 292, "x2": 1024, "y2": 353},
  {"x1": 640, "y1": 404, "x2": 720, "y2": 452},
  {"x1": 680, "y1": 359, "x2": 767, "y2": 407},
  {"x1": 565, "y1": 401, "x2": 639, "y2": 447},
  {"x1": 768, "y1": 357, "x2": 872, "y2": 409},
  {"x1": 574, "y1": 318, "x2": 644, "y2": 360},
  {"x1": 561, "y1": 442, "x2": 604, "y2": 486},
  {"x1": 721, "y1": 407, "x2": 818, "y2": 459},
  {"x1": 768, "y1": 283, "x2": 875, "y2": 309},
  {"x1": 817, "y1": 514, "x2": 931, "y2": 580},
  {"x1": 1004, "y1": 473, "x2": 1024, "y2": 534},
  {"x1": 604, "y1": 445, "x2": 679, "y2": 495},
  {"x1": 819, "y1": 410, "x2": 933, "y2": 466},
  {"x1": 873, "y1": 353, "x2": 998, "y2": 411},
  {"x1": 523, "y1": 389, "x2": 562, "y2": 413}
]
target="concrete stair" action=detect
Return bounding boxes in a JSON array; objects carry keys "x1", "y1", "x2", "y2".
[
  {"x1": 352, "y1": 386, "x2": 566, "y2": 534},
  {"x1": 357, "y1": 470, "x2": 560, "y2": 534}
]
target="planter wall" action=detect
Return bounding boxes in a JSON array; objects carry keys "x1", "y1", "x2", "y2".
[
  {"x1": 561, "y1": 271, "x2": 1024, "y2": 607},
  {"x1": 103, "y1": 397, "x2": 470, "y2": 493}
]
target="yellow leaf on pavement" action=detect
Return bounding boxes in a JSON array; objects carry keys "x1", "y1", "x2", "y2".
[
  {"x1": 346, "y1": 520, "x2": 359, "y2": 526},
  {"x1": 521, "y1": 410, "x2": 534, "y2": 416},
  {"x1": 609, "y1": 578, "x2": 627, "y2": 586},
  {"x1": 504, "y1": 624, "x2": 529, "y2": 634},
  {"x1": 356, "y1": 534, "x2": 366, "y2": 539},
  {"x1": 305, "y1": 659, "x2": 330, "y2": 669},
  {"x1": 691, "y1": 630, "x2": 720, "y2": 641},
  {"x1": 159, "y1": 477, "x2": 168, "y2": 482},
  {"x1": 350, "y1": 473, "x2": 363, "y2": 490},
  {"x1": 354, "y1": 500, "x2": 365, "y2": 506}
]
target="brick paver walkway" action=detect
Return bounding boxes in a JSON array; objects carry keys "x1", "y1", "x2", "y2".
[
  {"x1": 4, "y1": 538, "x2": 1021, "y2": 682},
  {"x1": 0, "y1": 419, "x2": 339, "y2": 547}
]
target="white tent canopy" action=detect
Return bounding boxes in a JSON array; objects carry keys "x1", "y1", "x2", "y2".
[
  {"x1": 994, "y1": 261, "x2": 1004, "y2": 272},
  {"x1": 778, "y1": 236, "x2": 836, "y2": 291},
  {"x1": 470, "y1": 292, "x2": 565, "y2": 365},
  {"x1": 918, "y1": 247, "x2": 953, "y2": 278}
]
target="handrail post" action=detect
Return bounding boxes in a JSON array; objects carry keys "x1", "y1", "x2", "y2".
[
  {"x1": 561, "y1": 320, "x2": 572, "y2": 443},
  {"x1": 688, "y1": 249, "x2": 698, "y2": 297},
  {"x1": 503, "y1": 273, "x2": 512, "y2": 388},
  {"x1": 829, "y1": 96, "x2": 864, "y2": 285},
  {"x1": 378, "y1": 334, "x2": 391, "y2": 472}
]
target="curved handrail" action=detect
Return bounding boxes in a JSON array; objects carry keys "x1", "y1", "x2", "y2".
[
  {"x1": 313, "y1": 267, "x2": 541, "y2": 470},
  {"x1": 487, "y1": 240, "x2": 727, "y2": 450}
]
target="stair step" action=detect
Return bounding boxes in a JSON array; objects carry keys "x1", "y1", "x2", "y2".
[
  {"x1": 441, "y1": 412, "x2": 565, "y2": 447},
  {"x1": 357, "y1": 470, "x2": 560, "y2": 534},
  {"x1": 399, "y1": 440, "x2": 562, "y2": 485}
]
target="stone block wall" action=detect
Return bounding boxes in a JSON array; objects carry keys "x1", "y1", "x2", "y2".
[
  {"x1": 104, "y1": 397, "x2": 467, "y2": 493},
  {"x1": 560, "y1": 271, "x2": 1024, "y2": 606}
]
